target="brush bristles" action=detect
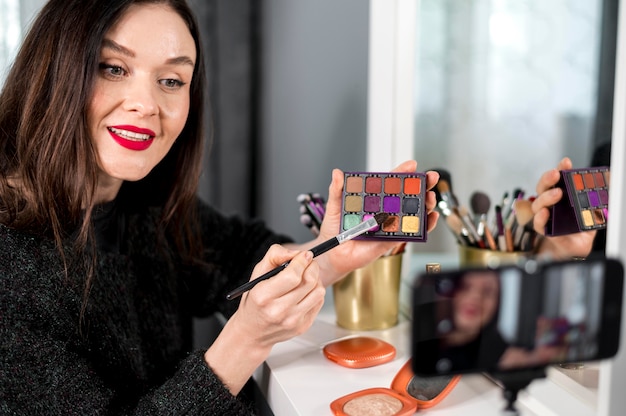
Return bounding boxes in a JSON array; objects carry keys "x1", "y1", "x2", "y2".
[
  {"x1": 470, "y1": 191, "x2": 491, "y2": 216},
  {"x1": 437, "y1": 180, "x2": 450, "y2": 195},
  {"x1": 374, "y1": 212, "x2": 390, "y2": 225}
]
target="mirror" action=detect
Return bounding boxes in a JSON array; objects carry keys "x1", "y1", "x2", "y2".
[
  {"x1": 411, "y1": 258, "x2": 623, "y2": 376},
  {"x1": 410, "y1": 1, "x2": 615, "y2": 256}
]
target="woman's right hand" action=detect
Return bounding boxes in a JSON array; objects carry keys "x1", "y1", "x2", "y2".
[
  {"x1": 532, "y1": 157, "x2": 596, "y2": 259},
  {"x1": 203, "y1": 245, "x2": 325, "y2": 395}
]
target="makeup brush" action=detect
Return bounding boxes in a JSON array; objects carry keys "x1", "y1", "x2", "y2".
[
  {"x1": 503, "y1": 188, "x2": 524, "y2": 227},
  {"x1": 470, "y1": 191, "x2": 497, "y2": 250},
  {"x1": 470, "y1": 191, "x2": 490, "y2": 229},
  {"x1": 299, "y1": 212, "x2": 320, "y2": 237},
  {"x1": 226, "y1": 212, "x2": 390, "y2": 300},
  {"x1": 297, "y1": 193, "x2": 325, "y2": 233},
  {"x1": 491, "y1": 191, "x2": 509, "y2": 235},
  {"x1": 445, "y1": 212, "x2": 474, "y2": 246},
  {"x1": 511, "y1": 199, "x2": 536, "y2": 251},
  {"x1": 494, "y1": 205, "x2": 507, "y2": 252},
  {"x1": 454, "y1": 205, "x2": 485, "y2": 248},
  {"x1": 433, "y1": 169, "x2": 459, "y2": 209}
]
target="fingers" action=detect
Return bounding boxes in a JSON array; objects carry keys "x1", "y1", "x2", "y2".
[
  {"x1": 391, "y1": 159, "x2": 418, "y2": 173},
  {"x1": 531, "y1": 157, "x2": 572, "y2": 235},
  {"x1": 425, "y1": 170, "x2": 440, "y2": 191},
  {"x1": 325, "y1": 168, "x2": 345, "y2": 221},
  {"x1": 532, "y1": 205, "x2": 551, "y2": 235},
  {"x1": 250, "y1": 244, "x2": 299, "y2": 279},
  {"x1": 535, "y1": 157, "x2": 571, "y2": 195},
  {"x1": 249, "y1": 246, "x2": 320, "y2": 304},
  {"x1": 531, "y1": 187, "x2": 562, "y2": 234},
  {"x1": 557, "y1": 157, "x2": 573, "y2": 171},
  {"x1": 535, "y1": 168, "x2": 560, "y2": 195},
  {"x1": 426, "y1": 210, "x2": 440, "y2": 233}
]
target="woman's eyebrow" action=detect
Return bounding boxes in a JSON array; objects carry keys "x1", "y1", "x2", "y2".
[
  {"x1": 165, "y1": 56, "x2": 195, "y2": 67},
  {"x1": 102, "y1": 39, "x2": 135, "y2": 58},
  {"x1": 102, "y1": 38, "x2": 195, "y2": 67}
]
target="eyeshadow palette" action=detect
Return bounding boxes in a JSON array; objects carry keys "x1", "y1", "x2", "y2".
[
  {"x1": 545, "y1": 166, "x2": 610, "y2": 236},
  {"x1": 341, "y1": 171, "x2": 427, "y2": 242}
]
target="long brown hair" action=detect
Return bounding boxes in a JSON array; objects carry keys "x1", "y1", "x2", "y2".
[{"x1": 0, "y1": 0, "x2": 207, "y2": 299}]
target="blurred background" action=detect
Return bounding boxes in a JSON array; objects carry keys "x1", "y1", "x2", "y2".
[{"x1": 1, "y1": 0, "x2": 616, "y2": 256}]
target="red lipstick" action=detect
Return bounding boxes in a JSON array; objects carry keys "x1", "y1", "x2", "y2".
[{"x1": 108, "y1": 125, "x2": 155, "y2": 151}]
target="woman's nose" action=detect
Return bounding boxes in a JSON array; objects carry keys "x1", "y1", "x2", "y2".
[{"x1": 123, "y1": 77, "x2": 158, "y2": 116}]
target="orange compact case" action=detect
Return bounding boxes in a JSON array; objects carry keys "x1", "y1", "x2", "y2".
[
  {"x1": 330, "y1": 387, "x2": 417, "y2": 416},
  {"x1": 323, "y1": 336, "x2": 396, "y2": 369},
  {"x1": 390, "y1": 359, "x2": 461, "y2": 409},
  {"x1": 330, "y1": 358, "x2": 461, "y2": 415}
]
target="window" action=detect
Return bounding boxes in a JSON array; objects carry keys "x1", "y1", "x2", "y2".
[
  {"x1": 0, "y1": 0, "x2": 45, "y2": 81},
  {"x1": 0, "y1": 0, "x2": 21, "y2": 79}
]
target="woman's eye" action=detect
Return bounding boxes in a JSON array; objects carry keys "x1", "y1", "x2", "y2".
[
  {"x1": 99, "y1": 63, "x2": 126, "y2": 78},
  {"x1": 160, "y1": 78, "x2": 185, "y2": 90}
]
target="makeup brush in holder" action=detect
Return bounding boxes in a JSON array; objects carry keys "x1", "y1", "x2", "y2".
[{"x1": 432, "y1": 169, "x2": 538, "y2": 268}]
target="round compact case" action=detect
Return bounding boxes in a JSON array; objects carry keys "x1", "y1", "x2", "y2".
[
  {"x1": 330, "y1": 387, "x2": 417, "y2": 416},
  {"x1": 330, "y1": 359, "x2": 461, "y2": 416},
  {"x1": 323, "y1": 336, "x2": 397, "y2": 369}
]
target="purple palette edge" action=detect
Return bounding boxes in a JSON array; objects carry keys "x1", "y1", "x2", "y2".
[
  {"x1": 545, "y1": 166, "x2": 610, "y2": 236},
  {"x1": 340, "y1": 171, "x2": 427, "y2": 242}
]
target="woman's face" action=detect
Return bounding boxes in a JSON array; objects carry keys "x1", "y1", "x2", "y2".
[
  {"x1": 452, "y1": 271, "x2": 500, "y2": 335},
  {"x1": 87, "y1": 3, "x2": 196, "y2": 201}
]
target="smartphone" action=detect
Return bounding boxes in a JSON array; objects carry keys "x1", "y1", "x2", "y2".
[{"x1": 411, "y1": 258, "x2": 623, "y2": 376}]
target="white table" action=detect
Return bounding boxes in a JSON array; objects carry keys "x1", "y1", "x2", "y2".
[{"x1": 254, "y1": 293, "x2": 600, "y2": 416}]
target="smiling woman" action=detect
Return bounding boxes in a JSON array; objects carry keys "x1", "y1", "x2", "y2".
[
  {"x1": 0, "y1": 1, "x2": 441, "y2": 414},
  {"x1": 87, "y1": 3, "x2": 196, "y2": 198}
]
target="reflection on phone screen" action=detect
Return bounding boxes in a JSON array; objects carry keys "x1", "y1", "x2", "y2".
[{"x1": 412, "y1": 258, "x2": 623, "y2": 376}]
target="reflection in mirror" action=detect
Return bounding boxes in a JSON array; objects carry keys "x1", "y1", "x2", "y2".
[
  {"x1": 411, "y1": 258, "x2": 623, "y2": 376},
  {"x1": 412, "y1": 0, "x2": 616, "y2": 254}
]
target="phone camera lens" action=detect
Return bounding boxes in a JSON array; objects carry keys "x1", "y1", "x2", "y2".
[
  {"x1": 436, "y1": 358, "x2": 452, "y2": 373},
  {"x1": 437, "y1": 319, "x2": 453, "y2": 334}
]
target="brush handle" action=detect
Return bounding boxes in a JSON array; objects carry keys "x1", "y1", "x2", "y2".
[
  {"x1": 226, "y1": 216, "x2": 379, "y2": 300},
  {"x1": 225, "y1": 262, "x2": 289, "y2": 300},
  {"x1": 225, "y1": 236, "x2": 341, "y2": 300},
  {"x1": 310, "y1": 237, "x2": 339, "y2": 257}
]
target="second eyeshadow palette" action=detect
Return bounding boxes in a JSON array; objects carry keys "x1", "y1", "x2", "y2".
[
  {"x1": 341, "y1": 171, "x2": 427, "y2": 242},
  {"x1": 545, "y1": 166, "x2": 610, "y2": 236}
]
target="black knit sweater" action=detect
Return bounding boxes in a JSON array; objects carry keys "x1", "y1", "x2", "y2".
[{"x1": 0, "y1": 198, "x2": 291, "y2": 415}]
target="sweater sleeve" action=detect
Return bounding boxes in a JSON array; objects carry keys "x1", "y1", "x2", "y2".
[
  {"x1": 1, "y1": 319, "x2": 255, "y2": 415},
  {"x1": 0, "y1": 226, "x2": 257, "y2": 416}
]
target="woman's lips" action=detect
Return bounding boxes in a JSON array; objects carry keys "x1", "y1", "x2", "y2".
[
  {"x1": 459, "y1": 305, "x2": 480, "y2": 319},
  {"x1": 107, "y1": 125, "x2": 155, "y2": 151}
]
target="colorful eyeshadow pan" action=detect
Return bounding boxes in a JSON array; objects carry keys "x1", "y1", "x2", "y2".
[
  {"x1": 340, "y1": 172, "x2": 427, "y2": 242},
  {"x1": 545, "y1": 166, "x2": 610, "y2": 236}
]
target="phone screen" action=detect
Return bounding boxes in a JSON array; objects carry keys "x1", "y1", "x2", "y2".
[{"x1": 411, "y1": 258, "x2": 623, "y2": 376}]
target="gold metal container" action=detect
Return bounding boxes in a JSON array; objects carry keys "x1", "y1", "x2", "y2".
[
  {"x1": 458, "y1": 245, "x2": 530, "y2": 268},
  {"x1": 332, "y1": 253, "x2": 403, "y2": 330}
]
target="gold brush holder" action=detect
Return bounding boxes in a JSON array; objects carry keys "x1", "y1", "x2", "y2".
[
  {"x1": 458, "y1": 245, "x2": 530, "y2": 268},
  {"x1": 332, "y1": 253, "x2": 403, "y2": 331}
]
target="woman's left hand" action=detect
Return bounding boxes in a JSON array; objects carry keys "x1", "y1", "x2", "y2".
[{"x1": 312, "y1": 160, "x2": 439, "y2": 287}]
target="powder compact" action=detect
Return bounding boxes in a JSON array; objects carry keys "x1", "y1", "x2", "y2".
[
  {"x1": 330, "y1": 359, "x2": 461, "y2": 415},
  {"x1": 341, "y1": 172, "x2": 427, "y2": 242},
  {"x1": 323, "y1": 336, "x2": 397, "y2": 369},
  {"x1": 545, "y1": 166, "x2": 610, "y2": 236}
]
